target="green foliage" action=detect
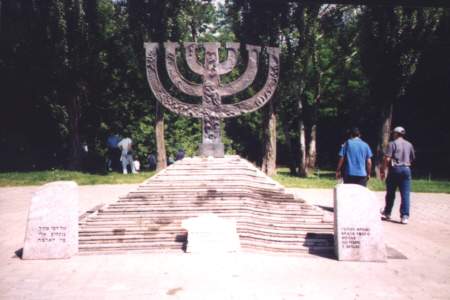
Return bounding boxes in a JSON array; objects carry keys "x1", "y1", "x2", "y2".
[
  {"x1": 359, "y1": 6, "x2": 444, "y2": 100},
  {"x1": 165, "y1": 115, "x2": 202, "y2": 157},
  {"x1": 175, "y1": 0, "x2": 217, "y2": 41},
  {"x1": 0, "y1": 1, "x2": 449, "y2": 177}
]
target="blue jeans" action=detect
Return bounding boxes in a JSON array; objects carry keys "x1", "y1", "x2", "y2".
[
  {"x1": 384, "y1": 166, "x2": 412, "y2": 217},
  {"x1": 121, "y1": 154, "x2": 136, "y2": 173}
]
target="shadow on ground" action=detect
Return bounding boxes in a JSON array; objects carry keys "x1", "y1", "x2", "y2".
[{"x1": 14, "y1": 248, "x2": 23, "y2": 259}]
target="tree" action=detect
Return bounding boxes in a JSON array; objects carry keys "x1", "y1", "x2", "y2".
[
  {"x1": 359, "y1": 6, "x2": 444, "y2": 177},
  {"x1": 275, "y1": 3, "x2": 321, "y2": 176},
  {"x1": 226, "y1": 0, "x2": 290, "y2": 175},
  {"x1": 1, "y1": 1, "x2": 449, "y2": 178}
]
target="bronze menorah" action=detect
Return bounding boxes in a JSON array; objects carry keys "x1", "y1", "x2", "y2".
[{"x1": 144, "y1": 42, "x2": 280, "y2": 157}]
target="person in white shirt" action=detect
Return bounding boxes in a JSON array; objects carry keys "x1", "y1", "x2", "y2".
[{"x1": 117, "y1": 137, "x2": 138, "y2": 174}]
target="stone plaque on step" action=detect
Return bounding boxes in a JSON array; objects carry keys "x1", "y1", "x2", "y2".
[
  {"x1": 22, "y1": 181, "x2": 79, "y2": 259},
  {"x1": 334, "y1": 184, "x2": 386, "y2": 262},
  {"x1": 182, "y1": 214, "x2": 240, "y2": 253}
]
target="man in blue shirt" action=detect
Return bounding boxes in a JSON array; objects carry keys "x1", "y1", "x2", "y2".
[{"x1": 336, "y1": 127, "x2": 373, "y2": 187}]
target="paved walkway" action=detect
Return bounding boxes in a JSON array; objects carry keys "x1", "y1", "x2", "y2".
[{"x1": 0, "y1": 185, "x2": 449, "y2": 299}]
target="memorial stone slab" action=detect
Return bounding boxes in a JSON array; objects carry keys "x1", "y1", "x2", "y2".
[
  {"x1": 22, "y1": 181, "x2": 79, "y2": 259},
  {"x1": 334, "y1": 184, "x2": 386, "y2": 262},
  {"x1": 182, "y1": 214, "x2": 240, "y2": 253}
]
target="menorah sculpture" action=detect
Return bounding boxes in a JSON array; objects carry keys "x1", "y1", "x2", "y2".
[{"x1": 144, "y1": 42, "x2": 280, "y2": 157}]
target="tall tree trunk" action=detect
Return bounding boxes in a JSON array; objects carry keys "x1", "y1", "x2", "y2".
[
  {"x1": 298, "y1": 99, "x2": 307, "y2": 177},
  {"x1": 155, "y1": 102, "x2": 167, "y2": 171},
  {"x1": 283, "y1": 124, "x2": 296, "y2": 175},
  {"x1": 307, "y1": 43, "x2": 321, "y2": 172},
  {"x1": 306, "y1": 98, "x2": 319, "y2": 172},
  {"x1": 67, "y1": 94, "x2": 82, "y2": 170},
  {"x1": 375, "y1": 103, "x2": 393, "y2": 178},
  {"x1": 307, "y1": 123, "x2": 317, "y2": 171},
  {"x1": 262, "y1": 99, "x2": 277, "y2": 176},
  {"x1": 190, "y1": 22, "x2": 197, "y2": 42}
]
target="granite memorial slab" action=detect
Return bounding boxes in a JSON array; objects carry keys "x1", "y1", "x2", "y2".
[
  {"x1": 334, "y1": 184, "x2": 386, "y2": 262},
  {"x1": 22, "y1": 181, "x2": 79, "y2": 259},
  {"x1": 182, "y1": 214, "x2": 240, "y2": 253}
]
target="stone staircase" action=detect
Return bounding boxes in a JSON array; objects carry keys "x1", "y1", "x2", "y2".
[{"x1": 79, "y1": 155, "x2": 334, "y2": 255}]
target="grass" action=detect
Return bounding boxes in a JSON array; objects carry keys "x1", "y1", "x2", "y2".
[
  {"x1": 0, "y1": 169, "x2": 155, "y2": 187},
  {"x1": 273, "y1": 168, "x2": 450, "y2": 194},
  {"x1": 0, "y1": 167, "x2": 449, "y2": 194}
]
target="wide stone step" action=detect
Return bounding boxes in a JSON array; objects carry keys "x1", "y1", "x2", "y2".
[
  {"x1": 90, "y1": 213, "x2": 325, "y2": 224},
  {"x1": 135, "y1": 185, "x2": 282, "y2": 192},
  {"x1": 240, "y1": 243, "x2": 333, "y2": 254},
  {"x1": 101, "y1": 204, "x2": 318, "y2": 214},
  {"x1": 99, "y1": 203, "x2": 322, "y2": 216},
  {"x1": 126, "y1": 190, "x2": 295, "y2": 199},
  {"x1": 143, "y1": 177, "x2": 275, "y2": 183},
  {"x1": 79, "y1": 221, "x2": 331, "y2": 236},
  {"x1": 147, "y1": 178, "x2": 276, "y2": 188},
  {"x1": 78, "y1": 241, "x2": 333, "y2": 255},
  {"x1": 80, "y1": 221, "x2": 331, "y2": 234},
  {"x1": 78, "y1": 242, "x2": 185, "y2": 252},
  {"x1": 111, "y1": 198, "x2": 308, "y2": 206},
  {"x1": 81, "y1": 212, "x2": 327, "y2": 223},
  {"x1": 150, "y1": 175, "x2": 269, "y2": 180},
  {"x1": 116, "y1": 193, "x2": 303, "y2": 202},
  {"x1": 107, "y1": 204, "x2": 311, "y2": 213},
  {"x1": 159, "y1": 170, "x2": 257, "y2": 175},
  {"x1": 105, "y1": 204, "x2": 312, "y2": 213},
  {"x1": 79, "y1": 219, "x2": 332, "y2": 232},
  {"x1": 78, "y1": 236, "x2": 332, "y2": 249},
  {"x1": 78, "y1": 229, "x2": 329, "y2": 243}
]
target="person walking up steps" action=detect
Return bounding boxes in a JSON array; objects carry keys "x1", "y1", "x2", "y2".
[{"x1": 380, "y1": 126, "x2": 415, "y2": 224}]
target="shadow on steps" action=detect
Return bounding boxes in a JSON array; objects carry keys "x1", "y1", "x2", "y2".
[{"x1": 304, "y1": 232, "x2": 335, "y2": 259}]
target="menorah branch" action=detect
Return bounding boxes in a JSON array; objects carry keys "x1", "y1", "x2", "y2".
[
  {"x1": 221, "y1": 47, "x2": 280, "y2": 117},
  {"x1": 217, "y1": 43, "x2": 240, "y2": 75},
  {"x1": 218, "y1": 45, "x2": 261, "y2": 97},
  {"x1": 144, "y1": 43, "x2": 203, "y2": 118},
  {"x1": 164, "y1": 42, "x2": 202, "y2": 97},
  {"x1": 184, "y1": 42, "x2": 205, "y2": 76}
]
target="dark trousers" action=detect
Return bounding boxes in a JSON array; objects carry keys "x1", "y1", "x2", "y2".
[
  {"x1": 107, "y1": 148, "x2": 121, "y2": 171},
  {"x1": 343, "y1": 175, "x2": 368, "y2": 187},
  {"x1": 384, "y1": 166, "x2": 412, "y2": 217}
]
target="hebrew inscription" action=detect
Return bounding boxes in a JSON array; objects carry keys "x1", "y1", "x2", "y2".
[{"x1": 37, "y1": 226, "x2": 68, "y2": 243}]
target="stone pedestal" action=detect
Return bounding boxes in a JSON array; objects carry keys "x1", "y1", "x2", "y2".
[
  {"x1": 22, "y1": 181, "x2": 79, "y2": 259},
  {"x1": 182, "y1": 214, "x2": 240, "y2": 253},
  {"x1": 334, "y1": 184, "x2": 386, "y2": 262},
  {"x1": 198, "y1": 143, "x2": 224, "y2": 158}
]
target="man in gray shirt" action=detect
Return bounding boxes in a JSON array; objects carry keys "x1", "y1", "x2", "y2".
[{"x1": 380, "y1": 126, "x2": 416, "y2": 224}]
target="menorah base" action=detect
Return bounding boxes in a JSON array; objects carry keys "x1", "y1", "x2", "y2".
[{"x1": 198, "y1": 143, "x2": 224, "y2": 158}]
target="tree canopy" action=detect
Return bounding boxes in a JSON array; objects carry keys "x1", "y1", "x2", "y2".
[{"x1": 1, "y1": 1, "x2": 449, "y2": 178}]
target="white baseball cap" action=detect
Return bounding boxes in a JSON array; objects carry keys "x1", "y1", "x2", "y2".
[{"x1": 393, "y1": 126, "x2": 406, "y2": 134}]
